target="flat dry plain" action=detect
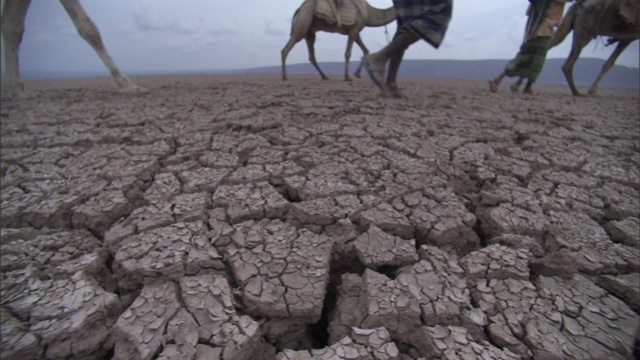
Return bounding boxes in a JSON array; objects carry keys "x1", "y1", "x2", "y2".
[{"x1": 1, "y1": 74, "x2": 639, "y2": 360}]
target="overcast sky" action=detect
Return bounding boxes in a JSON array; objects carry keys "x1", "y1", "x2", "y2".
[{"x1": 2, "y1": 0, "x2": 638, "y2": 76}]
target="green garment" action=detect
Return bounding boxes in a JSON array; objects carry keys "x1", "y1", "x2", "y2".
[{"x1": 505, "y1": 36, "x2": 551, "y2": 81}]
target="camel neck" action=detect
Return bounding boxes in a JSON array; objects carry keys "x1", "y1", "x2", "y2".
[{"x1": 366, "y1": 5, "x2": 396, "y2": 27}]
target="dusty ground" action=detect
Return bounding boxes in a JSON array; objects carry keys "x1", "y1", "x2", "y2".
[{"x1": 1, "y1": 73, "x2": 639, "y2": 360}]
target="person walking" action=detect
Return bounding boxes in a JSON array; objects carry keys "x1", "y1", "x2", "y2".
[
  {"x1": 362, "y1": 0, "x2": 453, "y2": 98},
  {"x1": 489, "y1": 0, "x2": 574, "y2": 94}
]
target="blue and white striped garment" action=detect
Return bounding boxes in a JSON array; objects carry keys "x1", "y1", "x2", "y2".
[{"x1": 392, "y1": 0, "x2": 453, "y2": 49}]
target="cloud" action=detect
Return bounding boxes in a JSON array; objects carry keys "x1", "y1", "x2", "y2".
[
  {"x1": 132, "y1": 8, "x2": 202, "y2": 34},
  {"x1": 463, "y1": 34, "x2": 481, "y2": 42},
  {"x1": 206, "y1": 28, "x2": 238, "y2": 36},
  {"x1": 264, "y1": 19, "x2": 286, "y2": 37}
]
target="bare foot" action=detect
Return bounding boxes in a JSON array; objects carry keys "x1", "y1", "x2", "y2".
[
  {"x1": 488, "y1": 79, "x2": 499, "y2": 93},
  {"x1": 383, "y1": 85, "x2": 405, "y2": 98}
]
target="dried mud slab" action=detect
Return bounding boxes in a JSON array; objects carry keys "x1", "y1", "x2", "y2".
[
  {"x1": 104, "y1": 192, "x2": 210, "y2": 251},
  {"x1": 2, "y1": 271, "x2": 120, "y2": 360},
  {"x1": 546, "y1": 211, "x2": 639, "y2": 275},
  {"x1": 113, "y1": 221, "x2": 224, "y2": 292},
  {"x1": 460, "y1": 243, "x2": 532, "y2": 281},
  {"x1": 225, "y1": 219, "x2": 333, "y2": 320},
  {"x1": 392, "y1": 188, "x2": 480, "y2": 254},
  {"x1": 598, "y1": 273, "x2": 640, "y2": 313},
  {"x1": 1, "y1": 228, "x2": 119, "y2": 359},
  {"x1": 409, "y1": 325, "x2": 520, "y2": 359},
  {"x1": 1, "y1": 75, "x2": 639, "y2": 359},
  {"x1": 0, "y1": 229, "x2": 109, "y2": 280},
  {"x1": 112, "y1": 281, "x2": 182, "y2": 360},
  {"x1": 178, "y1": 274, "x2": 272, "y2": 359},
  {"x1": 354, "y1": 224, "x2": 418, "y2": 269},
  {"x1": 212, "y1": 182, "x2": 289, "y2": 224},
  {"x1": 605, "y1": 217, "x2": 640, "y2": 249},
  {"x1": 1, "y1": 307, "x2": 42, "y2": 360},
  {"x1": 527, "y1": 275, "x2": 638, "y2": 360},
  {"x1": 278, "y1": 327, "x2": 400, "y2": 360},
  {"x1": 330, "y1": 246, "x2": 471, "y2": 346}
]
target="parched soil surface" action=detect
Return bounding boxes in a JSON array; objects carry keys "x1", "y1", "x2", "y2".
[{"x1": 1, "y1": 74, "x2": 639, "y2": 360}]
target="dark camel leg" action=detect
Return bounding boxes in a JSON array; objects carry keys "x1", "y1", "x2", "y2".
[
  {"x1": 0, "y1": 0, "x2": 32, "y2": 94},
  {"x1": 306, "y1": 32, "x2": 329, "y2": 80},
  {"x1": 588, "y1": 39, "x2": 631, "y2": 96},
  {"x1": 562, "y1": 33, "x2": 591, "y2": 96},
  {"x1": 353, "y1": 34, "x2": 369, "y2": 79}
]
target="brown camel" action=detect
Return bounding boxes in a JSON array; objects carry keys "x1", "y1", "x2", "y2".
[
  {"x1": 549, "y1": 0, "x2": 640, "y2": 96},
  {"x1": 281, "y1": 0, "x2": 396, "y2": 81},
  {"x1": 1, "y1": 0, "x2": 146, "y2": 96}
]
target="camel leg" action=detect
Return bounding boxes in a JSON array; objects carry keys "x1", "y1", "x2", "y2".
[
  {"x1": 344, "y1": 34, "x2": 357, "y2": 81},
  {"x1": 588, "y1": 39, "x2": 631, "y2": 96},
  {"x1": 305, "y1": 32, "x2": 329, "y2": 80},
  {"x1": 562, "y1": 34, "x2": 591, "y2": 96},
  {"x1": 59, "y1": 0, "x2": 145, "y2": 94},
  {"x1": 353, "y1": 34, "x2": 369, "y2": 79},
  {"x1": 281, "y1": 35, "x2": 302, "y2": 81},
  {"x1": 1, "y1": 0, "x2": 32, "y2": 95}
]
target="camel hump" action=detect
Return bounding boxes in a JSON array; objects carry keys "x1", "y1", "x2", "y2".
[
  {"x1": 615, "y1": 0, "x2": 640, "y2": 27},
  {"x1": 315, "y1": 0, "x2": 369, "y2": 26}
]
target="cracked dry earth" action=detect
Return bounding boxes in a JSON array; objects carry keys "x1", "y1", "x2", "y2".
[{"x1": 1, "y1": 74, "x2": 639, "y2": 360}]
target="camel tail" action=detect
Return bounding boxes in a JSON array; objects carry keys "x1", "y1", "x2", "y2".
[{"x1": 549, "y1": 2, "x2": 577, "y2": 48}]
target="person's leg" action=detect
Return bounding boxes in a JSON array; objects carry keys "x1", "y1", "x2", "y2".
[
  {"x1": 489, "y1": 71, "x2": 506, "y2": 93},
  {"x1": 523, "y1": 79, "x2": 534, "y2": 94},
  {"x1": 511, "y1": 77, "x2": 524, "y2": 92},
  {"x1": 384, "y1": 49, "x2": 405, "y2": 97},
  {"x1": 365, "y1": 31, "x2": 419, "y2": 81}
]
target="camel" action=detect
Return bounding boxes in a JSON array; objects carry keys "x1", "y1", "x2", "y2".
[
  {"x1": 1, "y1": 0, "x2": 146, "y2": 96},
  {"x1": 549, "y1": 0, "x2": 640, "y2": 96},
  {"x1": 281, "y1": 0, "x2": 396, "y2": 81}
]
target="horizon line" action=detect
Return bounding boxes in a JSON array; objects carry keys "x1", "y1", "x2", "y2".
[{"x1": 7, "y1": 56, "x2": 639, "y2": 77}]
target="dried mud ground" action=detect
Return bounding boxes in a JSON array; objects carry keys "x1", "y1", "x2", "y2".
[{"x1": 1, "y1": 74, "x2": 639, "y2": 360}]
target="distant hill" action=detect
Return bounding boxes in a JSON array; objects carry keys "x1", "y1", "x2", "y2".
[
  {"x1": 244, "y1": 58, "x2": 640, "y2": 90},
  {"x1": 10, "y1": 58, "x2": 639, "y2": 90}
]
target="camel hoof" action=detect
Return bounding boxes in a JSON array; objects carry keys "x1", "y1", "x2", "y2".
[
  {"x1": 119, "y1": 85, "x2": 149, "y2": 95},
  {"x1": 1, "y1": 84, "x2": 30, "y2": 99}
]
